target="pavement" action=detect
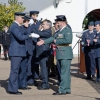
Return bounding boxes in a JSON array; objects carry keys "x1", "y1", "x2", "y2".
[{"x1": 0, "y1": 57, "x2": 100, "y2": 100}]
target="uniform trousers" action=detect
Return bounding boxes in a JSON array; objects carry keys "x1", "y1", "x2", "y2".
[
  {"x1": 19, "y1": 53, "x2": 31, "y2": 88},
  {"x1": 95, "y1": 57, "x2": 100, "y2": 80},
  {"x1": 58, "y1": 59, "x2": 71, "y2": 93},
  {"x1": 8, "y1": 56, "x2": 25, "y2": 92},
  {"x1": 2, "y1": 45, "x2": 9, "y2": 59}
]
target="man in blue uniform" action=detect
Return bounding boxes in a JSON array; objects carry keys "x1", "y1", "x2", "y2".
[
  {"x1": 8, "y1": 12, "x2": 35, "y2": 95},
  {"x1": 27, "y1": 11, "x2": 41, "y2": 85},
  {"x1": 81, "y1": 21, "x2": 96, "y2": 80},
  {"x1": 93, "y1": 21, "x2": 100, "y2": 83},
  {"x1": 2, "y1": 26, "x2": 10, "y2": 60},
  {"x1": 18, "y1": 15, "x2": 34, "y2": 90}
]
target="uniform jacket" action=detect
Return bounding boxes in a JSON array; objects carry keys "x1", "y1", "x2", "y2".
[
  {"x1": 21, "y1": 25, "x2": 33, "y2": 56},
  {"x1": 94, "y1": 31, "x2": 100, "y2": 58},
  {"x1": 2, "y1": 30, "x2": 10, "y2": 45},
  {"x1": 82, "y1": 30, "x2": 96, "y2": 54},
  {"x1": 9, "y1": 22, "x2": 30, "y2": 57},
  {"x1": 44, "y1": 26, "x2": 73, "y2": 60},
  {"x1": 29, "y1": 20, "x2": 41, "y2": 49},
  {"x1": 36, "y1": 28, "x2": 52, "y2": 57}
]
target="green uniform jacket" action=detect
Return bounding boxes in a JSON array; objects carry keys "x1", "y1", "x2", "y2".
[{"x1": 44, "y1": 26, "x2": 73, "y2": 60}]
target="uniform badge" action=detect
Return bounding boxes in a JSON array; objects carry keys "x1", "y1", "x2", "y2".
[{"x1": 57, "y1": 34, "x2": 63, "y2": 38}]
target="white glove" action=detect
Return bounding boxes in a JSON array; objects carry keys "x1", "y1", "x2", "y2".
[
  {"x1": 29, "y1": 19, "x2": 34, "y2": 25},
  {"x1": 31, "y1": 33, "x2": 40, "y2": 38}
]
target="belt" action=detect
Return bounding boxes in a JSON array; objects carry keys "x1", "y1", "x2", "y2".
[{"x1": 57, "y1": 44, "x2": 72, "y2": 47}]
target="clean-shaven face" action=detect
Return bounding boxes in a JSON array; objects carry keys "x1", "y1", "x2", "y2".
[{"x1": 95, "y1": 24, "x2": 100, "y2": 31}]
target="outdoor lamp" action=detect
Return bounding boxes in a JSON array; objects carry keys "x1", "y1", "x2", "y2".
[{"x1": 55, "y1": 0, "x2": 60, "y2": 8}]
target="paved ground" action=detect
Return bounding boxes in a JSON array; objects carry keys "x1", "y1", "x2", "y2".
[{"x1": 0, "y1": 57, "x2": 100, "y2": 100}]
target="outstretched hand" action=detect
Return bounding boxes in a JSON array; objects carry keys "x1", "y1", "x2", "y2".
[{"x1": 37, "y1": 39, "x2": 44, "y2": 46}]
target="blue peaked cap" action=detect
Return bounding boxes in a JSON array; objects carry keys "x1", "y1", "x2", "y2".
[
  {"x1": 23, "y1": 15, "x2": 31, "y2": 20},
  {"x1": 88, "y1": 21, "x2": 94, "y2": 26},
  {"x1": 30, "y1": 11, "x2": 39, "y2": 15},
  {"x1": 95, "y1": 21, "x2": 100, "y2": 25},
  {"x1": 14, "y1": 12, "x2": 26, "y2": 16}
]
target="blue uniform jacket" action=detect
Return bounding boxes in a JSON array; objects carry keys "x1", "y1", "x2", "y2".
[
  {"x1": 82, "y1": 30, "x2": 96, "y2": 53},
  {"x1": 36, "y1": 28, "x2": 52, "y2": 57},
  {"x1": 9, "y1": 22, "x2": 30, "y2": 57},
  {"x1": 29, "y1": 20, "x2": 41, "y2": 47},
  {"x1": 94, "y1": 32, "x2": 100, "y2": 58},
  {"x1": 2, "y1": 30, "x2": 10, "y2": 45},
  {"x1": 21, "y1": 25, "x2": 33, "y2": 56}
]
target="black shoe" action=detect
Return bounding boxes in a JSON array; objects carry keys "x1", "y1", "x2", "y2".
[
  {"x1": 8, "y1": 91, "x2": 22, "y2": 95},
  {"x1": 53, "y1": 91, "x2": 66, "y2": 95},
  {"x1": 83, "y1": 76, "x2": 91, "y2": 80},
  {"x1": 38, "y1": 86, "x2": 49, "y2": 90},
  {"x1": 27, "y1": 83, "x2": 38, "y2": 86},
  {"x1": 53, "y1": 82, "x2": 59, "y2": 86},
  {"x1": 19, "y1": 87, "x2": 31, "y2": 90}
]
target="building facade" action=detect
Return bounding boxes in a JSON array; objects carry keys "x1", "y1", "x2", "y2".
[{"x1": 1, "y1": 0, "x2": 100, "y2": 55}]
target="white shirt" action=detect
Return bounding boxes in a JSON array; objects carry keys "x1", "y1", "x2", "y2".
[
  {"x1": 89, "y1": 30, "x2": 93, "y2": 34},
  {"x1": 14, "y1": 21, "x2": 21, "y2": 26}
]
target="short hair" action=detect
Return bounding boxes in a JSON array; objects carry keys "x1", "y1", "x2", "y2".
[
  {"x1": 14, "y1": 15, "x2": 19, "y2": 20},
  {"x1": 44, "y1": 20, "x2": 52, "y2": 28}
]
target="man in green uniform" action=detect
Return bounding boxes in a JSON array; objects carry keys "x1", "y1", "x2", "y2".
[{"x1": 37, "y1": 15, "x2": 73, "y2": 95}]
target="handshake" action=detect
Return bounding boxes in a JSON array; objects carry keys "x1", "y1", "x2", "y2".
[{"x1": 29, "y1": 33, "x2": 40, "y2": 38}]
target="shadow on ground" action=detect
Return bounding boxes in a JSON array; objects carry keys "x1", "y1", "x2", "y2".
[{"x1": 70, "y1": 63, "x2": 100, "y2": 94}]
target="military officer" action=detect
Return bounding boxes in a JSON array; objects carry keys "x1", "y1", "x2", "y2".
[
  {"x1": 8, "y1": 12, "x2": 35, "y2": 95},
  {"x1": 27, "y1": 10, "x2": 41, "y2": 85},
  {"x1": 18, "y1": 15, "x2": 33, "y2": 90},
  {"x1": 93, "y1": 21, "x2": 100, "y2": 83},
  {"x1": 2, "y1": 26, "x2": 10, "y2": 60},
  {"x1": 81, "y1": 21, "x2": 96, "y2": 80},
  {"x1": 37, "y1": 15, "x2": 73, "y2": 95}
]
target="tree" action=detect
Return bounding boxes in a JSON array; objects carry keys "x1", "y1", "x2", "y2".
[{"x1": 0, "y1": 0, "x2": 26, "y2": 30}]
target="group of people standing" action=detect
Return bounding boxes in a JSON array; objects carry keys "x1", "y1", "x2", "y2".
[
  {"x1": 7, "y1": 10, "x2": 73, "y2": 95},
  {"x1": 81, "y1": 21, "x2": 100, "y2": 83}
]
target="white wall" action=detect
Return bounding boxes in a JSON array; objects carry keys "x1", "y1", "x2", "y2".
[{"x1": 1, "y1": 0, "x2": 100, "y2": 55}]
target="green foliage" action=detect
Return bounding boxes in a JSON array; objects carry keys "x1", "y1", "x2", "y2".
[
  {"x1": 82, "y1": 14, "x2": 96, "y2": 30},
  {"x1": 82, "y1": 15, "x2": 89, "y2": 30},
  {"x1": 0, "y1": 0, "x2": 26, "y2": 30}
]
